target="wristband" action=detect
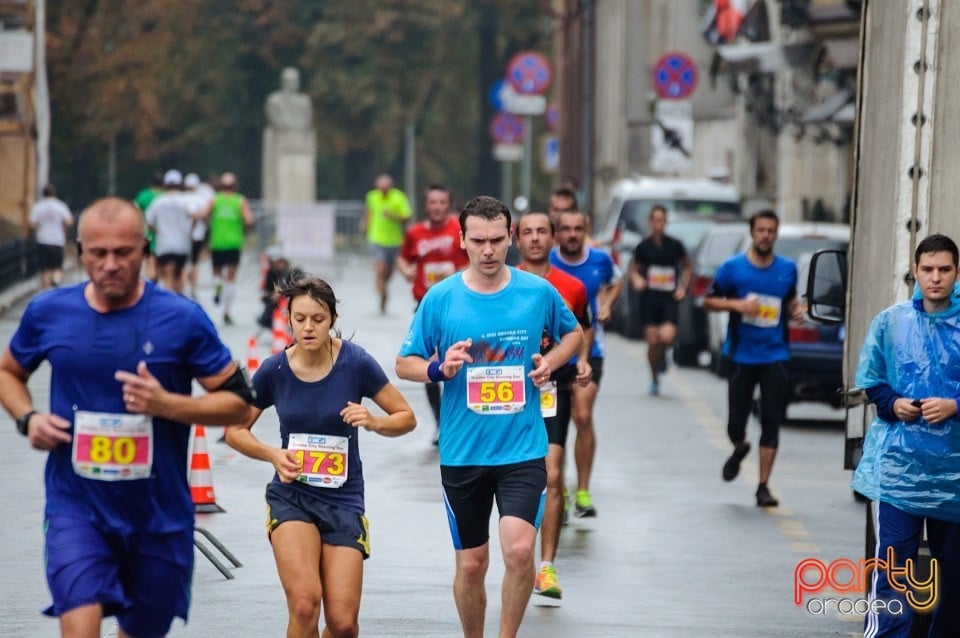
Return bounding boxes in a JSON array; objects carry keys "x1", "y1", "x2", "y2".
[{"x1": 427, "y1": 360, "x2": 447, "y2": 383}]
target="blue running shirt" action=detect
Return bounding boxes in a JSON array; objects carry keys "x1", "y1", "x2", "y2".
[
  {"x1": 710, "y1": 253, "x2": 798, "y2": 364},
  {"x1": 9, "y1": 282, "x2": 233, "y2": 534},
  {"x1": 252, "y1": 340, "x2": 388, "y2": 514},
  {"x1": 399, "y1": 268, "x2": 579, "y2": 466},
  {"x1": 549, "y1": 247, "x2": 621, "y2": 358}
]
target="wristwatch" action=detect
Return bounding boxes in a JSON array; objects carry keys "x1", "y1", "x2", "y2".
[{"x1": 15, "y1": 410, "x2": 36, "y2": 436}]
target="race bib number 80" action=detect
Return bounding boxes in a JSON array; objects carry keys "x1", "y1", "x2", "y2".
[
  {"x1": 72, "y1": 411, "x2": 153, "y2": 481},
  {"x1": 467, "y1": 365, "x2": 526, "y2": 414}
]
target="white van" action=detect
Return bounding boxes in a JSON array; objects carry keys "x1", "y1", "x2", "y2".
[{"x1": 593, "y1": 175, "x2": 742, "y2": 336}]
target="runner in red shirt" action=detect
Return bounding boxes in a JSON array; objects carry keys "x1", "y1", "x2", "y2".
[
  {"x1": 397, "y1": 184, "x2": 468, "y2": 443},
  {"x1": 515, "y1": 211, "x2": 593, "y2": 603}
]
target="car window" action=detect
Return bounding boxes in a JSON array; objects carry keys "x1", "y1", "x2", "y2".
[
  {"x1": 668, "y1": 219, "x2": 720, "y2": 251},
  {"x1": 776, "y1": 238, "x2": 848, "y2": 261},
  {"x1": 618, "y1": 199, "x2": 742, "y2": 236},
  {"x1": 700, "y1": 229, "x2": 748, "y2": 269}
]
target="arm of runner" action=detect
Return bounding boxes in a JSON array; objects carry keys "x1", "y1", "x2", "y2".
[
  {"x1": 224, "y1": 406, "x2": 302, "y2": 483},
  {"x1": 575, "y1": 326, "x2": 594, "y2": 385},
  {"x1": 674, "y1": 254, "x2": 693, "y2": 301},
  {"x1": 396, "y1": 254, "x2": 416, "y2": 282},
  {"x1": 596, "y1": 277, "x2": 623, "y2": 324},
  {"x1": 340, "y1": 382, "x2": 416, "y2": 436},
  {"x1": 630, "y1": 260, "x2": 647, "y2": 292},
  {"x1": 396, "y1": 339, "x2": 474, "y2": 382},
  {"x1": 0, "y1": 347, "x2": 72, "y2": 449},
  {"x1": 530, "y1": 325, "x2": 583, "y2": 387},
  {"x1": 241, "y1": 196, "x2": 256, "y2": 227},
  {"x1": 115, "y1": 360, "x2": 250, "y2": 425}
]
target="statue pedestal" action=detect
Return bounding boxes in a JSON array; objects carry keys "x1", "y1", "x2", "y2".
[{"x1": 262, "y1": 128, "x2": 316, "y2": 205}]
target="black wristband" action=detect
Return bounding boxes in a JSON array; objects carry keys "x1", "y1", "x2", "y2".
[{"x1": 16, "y1": 410, "x2": 36, "y2": 436}]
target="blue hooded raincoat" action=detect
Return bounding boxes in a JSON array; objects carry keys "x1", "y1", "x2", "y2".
[{"x1": 851, "y1": 284, "x2": 960, "y2": 522}]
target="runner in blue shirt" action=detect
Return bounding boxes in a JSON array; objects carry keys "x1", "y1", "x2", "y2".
[
  {"x1": 226, "y1": 276, "x2": 415, "y2": 637},
  {"x1": 396, "y1": 195, "x2": 582, "y2": 638},
  {"x1": 704, "y1": 209, "x2": 801, "y2": 508},
  {"x1": 0, "y1": 197, "x2": 251, "y2": 637},
  {"x1": 550, "y1": 209, "x2": 623, "y2": 518}
]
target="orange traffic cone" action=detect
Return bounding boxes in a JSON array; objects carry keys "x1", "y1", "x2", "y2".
[
  {"x1": 271, "y1": 297, "x2": 293, "y2": 355},
  {"x1": 190, "y1": 425, "x2": 225, "y2": 513},
  {"x1": 246, "y1": 336, "x2": 260, "y2": 374}
]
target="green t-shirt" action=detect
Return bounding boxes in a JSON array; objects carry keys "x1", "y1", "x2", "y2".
[
  {"x1": 134, "y1": 187, "x2": 162, "y2": 244},
  {"x1": 208, "y1": 192, "x2": 246, "y2": 250},
  {"x1": 365, "y1": 188, "x2": 411, "y2": 247}
]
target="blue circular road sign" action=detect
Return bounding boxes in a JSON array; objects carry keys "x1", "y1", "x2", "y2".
[{"x1": 652, "y1": 52, "x2": 699, "y2": 100}]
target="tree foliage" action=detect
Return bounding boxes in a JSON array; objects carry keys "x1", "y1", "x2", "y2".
[{"x1": 44, "y1": 0, "x2": 551, "y2": 208}]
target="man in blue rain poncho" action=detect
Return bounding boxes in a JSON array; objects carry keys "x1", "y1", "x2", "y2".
[{"x1": 853, "y1": 233, "x2": 960, "y2": 638}]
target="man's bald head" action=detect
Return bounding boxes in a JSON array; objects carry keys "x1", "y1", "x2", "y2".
[{"x1": 78, "y1": 197, "x2": 146, "y2": 242}]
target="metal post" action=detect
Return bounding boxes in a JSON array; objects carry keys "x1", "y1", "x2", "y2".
[
  {"x1": 522, "y1": 116, "x2": 532, "y2": 204},
  {"x1": 501, "y1": 161, "x2": 513, "y2": 206},
  {"x1": 404, "y1": 120, "x2": 416, "y2": 205}
]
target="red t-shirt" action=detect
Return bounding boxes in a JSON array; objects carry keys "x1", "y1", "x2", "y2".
[
  {"x1": 518, "y1": 263, "x2": 593, "y2": 386},
  {"x1": 400, "y1": 216, "x2": 468, "y2": 301}
]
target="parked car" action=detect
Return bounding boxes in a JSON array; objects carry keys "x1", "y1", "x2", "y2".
[
  {"x1": 675, "y1": 221, "x2": 749, "y2": 368},
  {"x1": 706, "y1": 222, "x2": 850, "y2": 407},
  {"x1": 593, "y1": 175, "x2": 742, "y2": 336}
]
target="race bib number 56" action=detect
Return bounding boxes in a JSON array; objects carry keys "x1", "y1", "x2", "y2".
[{"x1": 467, "y1": 365, "x2": 526, "y2": 414}]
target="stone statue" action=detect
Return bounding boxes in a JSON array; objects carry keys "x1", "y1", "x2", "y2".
[{"x1": 262, "y1": 67, "x2": 316, "y2": 205}]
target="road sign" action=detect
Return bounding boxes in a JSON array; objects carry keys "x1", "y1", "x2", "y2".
[
  {"x1": 489, "y1": 112, "x2": 524, "y2": 144},
  {"x1": 546, "y1": 104, "x2": 559, "y2": 132},
  {"x1": 504, "y1": 93, "x2": 546, "y2": 116},
  {"x1": 489, "y1": 79, "x2": 511, "y2": 111},
  {"x1": 652, "y1": 52, "x2": 699, "y2": 100},
  {"x1": 650, "y1": 100, "x2": 694, "y2": 173},
  {"x1": 494, "y1": 143, "x2": 523, "y2": 162},
  {"x1": 541, "y1": 135, "x2": 559, "y2": 173},
  {"x1": 506, "y1": 50, "x2": 553, "y2": 95}
]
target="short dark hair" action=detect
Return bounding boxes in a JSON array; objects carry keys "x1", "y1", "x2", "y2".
[
  {"x1": 551, "y1": 187, "x2": 578, "y2": 209},
  {"x1": 649, "y1": 204, "x2": 667, "y2": 218},
  {"x1": 459, "y1": 195, "x2": 511, "y2": 234},
  {"x1": 425, "y1": 184, "x2": 451, "y2": 201},
  {"x1": 915, "y1": 233, "x2": 959, "y2": 266},
  {"x1": 518, "y1": 211, "x2": 555, "y2": 235},
  {"x1": 42, "y1": 184, "x2": 56, "y2": 198},
  {"x1": 749, "y1": 209, "x2": 779, "y2": 230}
]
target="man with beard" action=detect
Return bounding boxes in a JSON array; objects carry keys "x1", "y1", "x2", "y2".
[
  {"x1": 550, "y1": 209, "x2": 623, "y2": 518},
  {"x1": 704, "y1": 210, "x2": 801, "y2": 507}
]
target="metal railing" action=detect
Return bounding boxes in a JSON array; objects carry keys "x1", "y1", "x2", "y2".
[
  {"x1": 249, "y1": 199, "x2": 366, "y2": 255},
  {"x1": 0, "y1": 237, "x2": 37, "y2": 292}
]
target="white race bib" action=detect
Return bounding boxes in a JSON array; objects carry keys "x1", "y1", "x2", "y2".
[
  {"x1": 466, "y1": 365, "x2": 527, "y2": 415},
  {"x1": 288, "y1": 432, "x2": 349, "y2": 488},
  {"x1": 540, "y1": 381, "x2": 558, "y2": 418},
  {"x1": 72, "y1": 411, "x2": 153, "y2": 481},
  {"x1": 647, "y1": 265, "x2": 676, "y2": 292},
  {"x1": 743, "y1": 293, "x2": 782, "y2": 328}
]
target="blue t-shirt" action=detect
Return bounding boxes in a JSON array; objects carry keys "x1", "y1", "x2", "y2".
[
  {"x1": 709, "y1": 253, "x2": 798, "y2": 364},
  {"x1": 549, "y1": 247, "x2": 620, "y2": 358},
  {"x1": 399, "y1": 268, "x2": 579, "y2": 466},
  {"x1": 252, "y1": 340, "x2": 388, "y2": 514},
  {"x1": 9, "y1": 282, "x2": 233, "y2": 534}
]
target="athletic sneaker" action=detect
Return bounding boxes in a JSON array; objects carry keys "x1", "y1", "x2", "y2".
[
  {"x1": 722, "y1": 442, "x2": 751, "y2": 482},
  {"x1": 649, "y1": 381, "x2": 660, "y2": 396},
  {"x1": 575, "y1": 489, "x2": 597, "y2": 518},
  {"x1": 223, "y1": 314, "x2": 234, "y2": 326},
  {"x1": 756, "y1": 484, "x2": 779, "y2": 507},
  {"x1": 213, "y1": 283, "x2": 223, "y2": 306},
  {"x1": 534, "y1": 564, "x2": 562, "y2": 599}
]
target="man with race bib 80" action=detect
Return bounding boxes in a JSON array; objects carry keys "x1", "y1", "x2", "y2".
[
  {"x1": 0, "y1": 197, "x2": 252, "y2": 637},
  {"x1": 704, "y1": 209, "x2": 801, "y2": 508},
  {"x1": 630, "y1": 204, "x2": 692, "y2": 395},
  {"x1": 397, "y1": 184, "x2": 468, "y2": 442},
  {"x1": 396, "y1": 196, "x2": 583, "y2": 638}
]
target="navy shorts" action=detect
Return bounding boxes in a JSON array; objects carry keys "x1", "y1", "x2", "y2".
[
  {"x1": 440, "y1": 459, "x2": 546, "y2": 550},
  {"x1": 211, "y1": 249, "x2": 241, "y2": 269},
  {"x1": 639, "y1": 291, "x2": 678, "y2": 327},
  {"x1": 36, "y1": 243, "x2": 65, "y2": 271},
  {"x1": 265, "y1": 482, "x2": 371, "y2": 559},
  {"x1": 44, "y1": 516, "x2": 193, "y2": 637},
  {"x1": 544, "y1": 388, "x2": 573, "y2": 447}
]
